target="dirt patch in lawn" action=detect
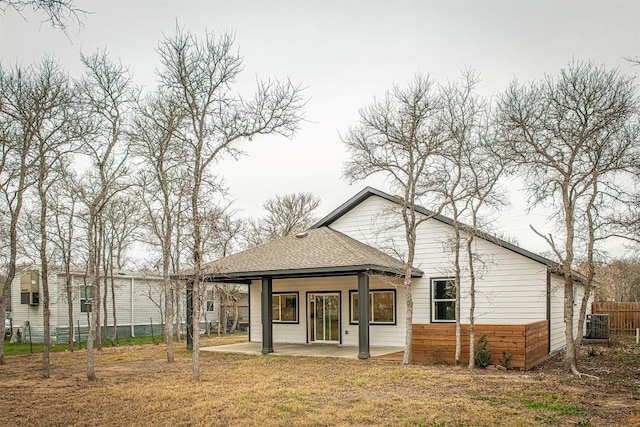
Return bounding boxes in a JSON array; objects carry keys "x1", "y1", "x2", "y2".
[{"x1": 0, "y1": 334, "x2": 638, "y2": 426}]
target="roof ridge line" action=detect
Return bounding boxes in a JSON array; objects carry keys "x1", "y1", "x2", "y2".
[{"x1": 321, "y1": 228, "x2": 365, "y2": 261}]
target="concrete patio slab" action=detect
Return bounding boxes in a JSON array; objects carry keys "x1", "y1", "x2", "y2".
[{"x1": 200, "y1": 342, "x2": 404, "y2": 360}]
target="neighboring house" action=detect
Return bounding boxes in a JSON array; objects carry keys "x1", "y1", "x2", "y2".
[
  {"x1": 10, "y1": 267, "x2": 248, "y2": 344},
  {"x1": 178, "y1": 187, "x2": 592, "y2": 370}
]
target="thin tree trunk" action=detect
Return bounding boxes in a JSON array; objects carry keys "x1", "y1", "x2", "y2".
[
  {"x1": 39, "y1": 177, "x2": 51, "y2": 378},
  {"x1": 562, "y1": 189, "x2": 579, "y2": 375},
  {"x1": 86, "y1": 216, "x2": 98, "y2": 381},
  {"x1": 230, "y1": 302, "x2": 239, "y2": 333},
  {"x1": 95, "y1": 220, "x2": 103, "y2": 351},
  {"x1": 467, "y1": 235, "x2": 476, "y2": 369},
  {"x1": 402, "y1": 218, "x2": 416, "y2": 365},
  {"x1": 110, "y1": 261, "x2": 118, "y2": 345},
  {"x1": 102, "y1": 228, "x2": 109, "y2": 344},
  {"x1": 191, "y1": 172, "x2": 202, "y2": 380},
  {"x1": 0, "y1": 144, "x2": 29, "y2": 366},
  {"x1": 403, "y1": 271, "x2": 413, "y2": 365},
  {"x1": 165, "y1": 285, "x2": 174, "y2": 361},
  {"x1": 575, "y1": 183, "x2": 598, "y2": 349},
  {"x1": 453, "y1": 225, "x2": 462, "y2": 366},
  {"x1": 174, "y1": 284, "x2": 182, "y2": 343},
  {"x1": 173, "y1": 196, "x2": 183, "y2": 344},
  {"x1": 576, "y1": 285, "x2": 593, "y2": 347},
  {"x1": 162, "y1": 173, "x2": 175, "y2": 361},
  {"x1": 66, "y1": 273, "x2": 74, "y2": 351}
]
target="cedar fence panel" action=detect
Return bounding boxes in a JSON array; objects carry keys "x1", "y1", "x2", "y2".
[
  {"x1": 592, "y1": 302, "x2": 640, "y2": 334},
  {"x1": 411, "y1": 320, "x2": 549, "y2": 370}
]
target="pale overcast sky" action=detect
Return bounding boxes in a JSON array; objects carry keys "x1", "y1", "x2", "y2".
[{"x1": 1, "y1": 0, "x2": 639, "y2": 257}]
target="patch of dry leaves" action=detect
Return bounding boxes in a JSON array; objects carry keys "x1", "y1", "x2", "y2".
[{"x1": 0, "y1": 335, "x2": 638, "y2": 426}]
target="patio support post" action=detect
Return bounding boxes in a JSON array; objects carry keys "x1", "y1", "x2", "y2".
[
  {"x1": 186, "y1": 280, "x2": 193, "y2": 351},
  {"x1": 357, "y1": 272, "x2": 370, "y2": 359},
  {"x1": 261, "y1": 276, "x2": 274, "y2": 354}
]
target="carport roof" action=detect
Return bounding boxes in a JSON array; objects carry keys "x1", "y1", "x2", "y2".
[{"x1": 176, "y1": 227, "x2": 422, "y2": 283}]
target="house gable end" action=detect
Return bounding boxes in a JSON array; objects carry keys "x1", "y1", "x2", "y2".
[{"x1": 313, "y1": 187, "x2": 558, "y2": 271}]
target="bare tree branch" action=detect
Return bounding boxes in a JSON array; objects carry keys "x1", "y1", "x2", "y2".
[{"x1": 1, "y1": 0, "x2": 88, "y2": 34}]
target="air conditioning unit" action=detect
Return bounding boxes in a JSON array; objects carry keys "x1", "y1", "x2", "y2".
[
  {"x1": 586, "y1": 314, "x2": 609, "y2": 340},
  {"x1": 20, "y1": 271, "x2": 40, "y2": 306}
]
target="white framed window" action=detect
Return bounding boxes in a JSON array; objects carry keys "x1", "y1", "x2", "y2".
[
  {"x1": 350, "y1": 290, "x2": 396, "y2": 325},
  {"x1": 206, "y1": 290, "x2": 216, "y2": 312},
  {"x1": 272, "y1": 292, "x2": 298, "y2": 323},
  {"x1": 431, "y1": 278, "x2": 455, "y2": 322},
  {"x1": 80, "y1": 286, "x2": 92, "y2": 313}
]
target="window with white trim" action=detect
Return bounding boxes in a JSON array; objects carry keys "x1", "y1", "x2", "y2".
[
  {"x1": 80, "y1": 286, "x2": 92, "y2": 313},
  {"x1": 272, "y1": 293, "x2": 298, "y2": 323},
  {"x1": 205, "y1": 289, "x2": 216, "y2": 312},
  {"x1": 350, "y1": 290, "x2": 396, "y2": 324},
  {"x1": 431, "y1": 278, "x2": 455, "y2": 322}
]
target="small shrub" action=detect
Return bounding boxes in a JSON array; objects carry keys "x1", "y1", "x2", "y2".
[
  {"x1": 474, "y1": 335, "x2": 492, "y2": 368},
  {"x1": 501, "y1": 351, "x2": 511, "y2": 369}
]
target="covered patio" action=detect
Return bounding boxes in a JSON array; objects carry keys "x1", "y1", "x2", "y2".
[
  {"x1": 201, "y1": 342, "x2": 404, "y2": 360},
  {"x1": 178, "y1": 227, "x2": 422, "y2": 359}
]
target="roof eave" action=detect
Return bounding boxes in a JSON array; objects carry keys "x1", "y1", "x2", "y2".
[{"x1": 174, "y1": 263, "x2": 423, "y2": 283}]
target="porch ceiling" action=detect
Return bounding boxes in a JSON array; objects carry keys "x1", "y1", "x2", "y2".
[{"x1": 175, "y1": 227, "x2": 422, "y2": 283}]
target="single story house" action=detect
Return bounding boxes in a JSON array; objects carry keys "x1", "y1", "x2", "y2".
[
  {"x1": 180, "y1": 187, "x2": 590, "y2": 369},
  {"x1": 10, "y1": 267, "x2": 248, "y2": 344}
]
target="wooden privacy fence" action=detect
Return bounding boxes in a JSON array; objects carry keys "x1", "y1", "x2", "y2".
[
  {"x1": 412, "y1": 320, "x2": 549, "y2": 371},
  {"x1": 592, "y1": 302, "x2": 640, "y2": 334}
]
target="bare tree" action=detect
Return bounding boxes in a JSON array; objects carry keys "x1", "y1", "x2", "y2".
[
  {"x1": 77, "y1": 49, "x2": 137, "y2": 381},
  {"x1": 608, "y1": 159, "x2": 640, "y2": 248},
  {"x1": 245, "y1": 192, "x2": 320, "y2": 247},
  {"x1": 497, "y1": 60, "x2": 640, "y2": 376},
  {"x1": 0, "y1": 58, "x2": 81, "y2": 372},
  {"x1": 171, "y1": 182, "x2": 190, "y2": 343},
  {"x1": 437, "y1": 71, "x2": 507, "y2": 367},
  {"x1": 591, "y1": 258, "x2": 640, "y2": 302},
  {"x1": 157, "y1": 24, "x2": 305, "y2": 380},
  {"x1": 0, "y1": 62, "x2": 37, "y2": 365},
  {"x1": 212, "y1": 214, "x2": 245, "y2": 257},
  {"x1": 216, "y1": 283, "x2": 244, "y2": 333},
  {"x1": 29, "y1": 58, "x2": 78, "y2": 377},
  {"x1": 0, "y1": 0, "x2": 87, "y2": 33},
  {"x1": 99, "y1": 194, "x2": 141, "y2": 345},
  {"x1": 343, "y1": 74, "x2": 449, "y2": 365},
  {"x1": 49, "y1": 169, "x2": 80, "y2": 350},
  {"x1": 130, "y1": 91, "x2": 186, "y2": 362}
]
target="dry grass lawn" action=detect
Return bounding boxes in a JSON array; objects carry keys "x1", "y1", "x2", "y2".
[{"x1": 1, "y1": 334, "x2": 639, "y2": 426}]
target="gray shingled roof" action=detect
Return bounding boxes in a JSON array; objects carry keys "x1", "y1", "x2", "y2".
[{"x1": 190, "y1": 227, "x2": 422, "y2": 281}]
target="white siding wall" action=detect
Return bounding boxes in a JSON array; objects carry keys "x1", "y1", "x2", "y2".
[
  {"x1": 132, "y1": 277, "x2": 163, "y2": 325},
  {"x1": 550, "y1": 274, "x2": 593, "y2": 353},
  {"x1": 249, "y1": 275, "x2": 406, "y2": 347},
  {"x1": 53, "y1": 274, "x2": 69, "y2": 327},
  {"x1": 549, "y1": 275, "x2": 565, "y2": 352},
  {"x1": 11, "y1": 271, "x2": 166, "y2": 331},
  {"x1": 244, "y1": 194, "x2": 593, "y2": 352},
  {"x1": 203, "y1": 287, "x2": 220, "y2": 323},
  {"x1": 249, "y1": 280, "x2": 261, "y2": 342},
  {"x1": 330, "y1": 195, "x2": 549, "y2": 327},
  {"x1": 10, "y1": 273, "x2": 47, "y2": 328}
]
